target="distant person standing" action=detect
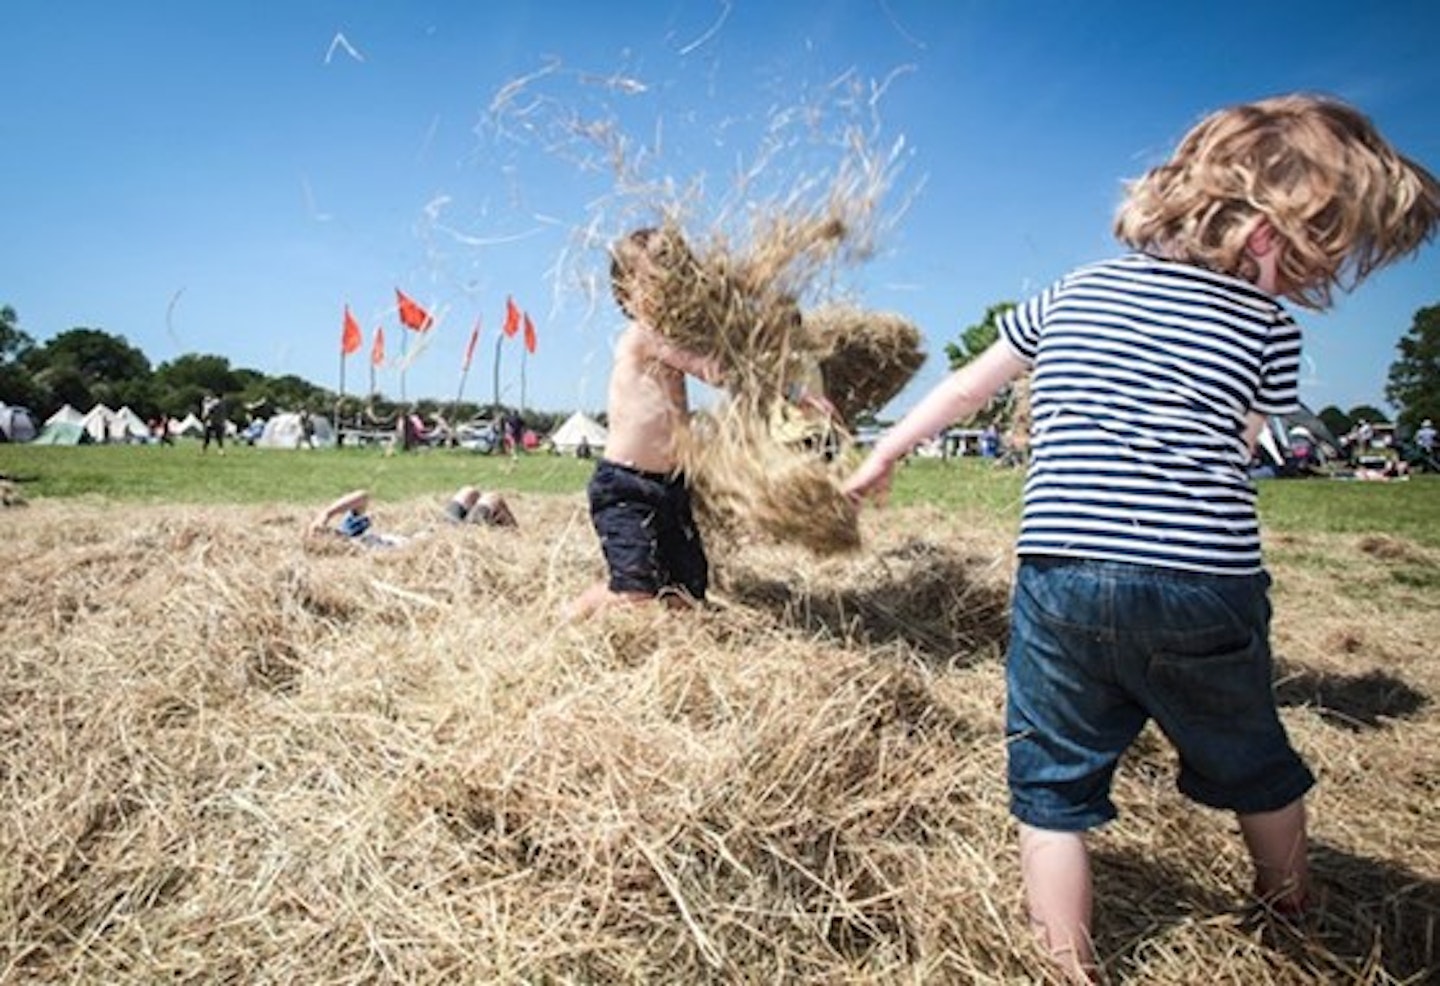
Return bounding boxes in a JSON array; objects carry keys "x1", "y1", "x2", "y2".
[
  {"x1": 200, "y1": 392, "x2": 227, "y2": 454},
  {"x1": 1416, "y1": 418, "x2": 1435, "y2": 455},
  {"x1": 504, "y1": 410, "x2": 525, "y2": 457}
]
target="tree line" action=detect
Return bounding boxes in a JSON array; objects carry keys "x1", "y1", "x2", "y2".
[{"x1": 0, "y1": 305, "x2": 568, "y2": 434}]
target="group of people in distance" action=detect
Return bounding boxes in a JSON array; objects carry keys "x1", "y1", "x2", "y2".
[{"x1": 309, "y1": 94, "x2": 1440, "y2": 983}]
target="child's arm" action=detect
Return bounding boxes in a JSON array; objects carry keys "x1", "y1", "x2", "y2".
[
  {"x1": 844, "y1": 340, "x2": 1027, "y2": 504},
  {"x1": 310, "y1": 489, "x2": 369, "y2": 534},
  {"x1": 1243, "y1": 411, "x2": 1267, "y2": 455},
  {"x1": 642, "y1": 326, "x2": 727, "y2": 387}
]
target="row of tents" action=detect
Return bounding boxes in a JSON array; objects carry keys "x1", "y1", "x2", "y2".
[{"x1": 0, "y1": 401, "x2": 613, "y2": 456}]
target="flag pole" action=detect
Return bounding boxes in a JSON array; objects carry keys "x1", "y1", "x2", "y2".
[{"x1": 492, "y1": 333, "x2": 503, "y2": 415}]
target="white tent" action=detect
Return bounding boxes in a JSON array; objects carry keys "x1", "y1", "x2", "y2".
[
  {"x1": 0, "y1": 403, "x2": 37, "y2": 443},
  {"x1": 256, "y1": 412, "x2": 336, "y2": 449},
  {"x1": 111, "y1": 405, "x2": 152, "y2": 442},
  {"x1": 81, "y1": 404, "x2": 116, "y2": 444},
  {"x1": 170, "y1": 413, "x2": 205, "y2": 438},
  {"x1": 45, "y1": 404, "x2": 85, "y2": 427},
  {"x1": 548, "y1": 411, "x2": 607, "y2": 455}
]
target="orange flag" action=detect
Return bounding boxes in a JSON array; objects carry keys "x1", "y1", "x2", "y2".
[
  {"x1": 502, "y1": 295, "x2": 521, "y2": 337},
  {"x1": 395, "y1": 288, "x2": 433, "y2": 332},
  {"x1": 523, "y1": 312, "x2": 537, "y2": 354},
  {"x1": 371, "y1": 326, "x2": 386, "y2": 367},
  {"x1": 462, "y1": 319, "x2": 481, "y2": 371},
  {"x1": 341, "y1": 305, "x2": 363, "y2": 355}
]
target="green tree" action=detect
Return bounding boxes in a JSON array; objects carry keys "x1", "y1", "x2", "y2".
[
  {"x1": 1316, "y1": 405, "x2": 1352, "y2": 440},
  {"x1": 0, "y1": 305, "x2": 44, "y2": 409},
  {"x1": 1347, "y1": 404, "x2": 1389, "y2": 425},
  {"x1": 0, "y1": 305, "x2": 35, "y2": 365},
  {"x1": 944, "y1": 302, "x2": 1015, "y2": 370},
  {"x1": 1384, "y1": 304, "x2": 1440, "y2": 430},
  {"x1": 23, "y1": 328, "x2": 152, "y2": 415}
]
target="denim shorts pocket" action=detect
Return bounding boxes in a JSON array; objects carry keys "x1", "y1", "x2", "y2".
[{"x1": 1147, "y1": 631, "x2": 1271, "y2": 726}]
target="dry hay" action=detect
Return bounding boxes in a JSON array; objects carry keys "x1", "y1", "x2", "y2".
[
  {"x1": 0, "y1": 478, "x2": 25, "y2": 507},
  {"x1": 4, "y1": 494, "x2": 1440, "y2": 984},
  {"x1": 619, "y1": 138, "x2": 921, "y2": 558},
  {"x1": 804, "y1": 304, "x2": 927, "y2": 425},
  {"x1": 678, "y1": 411, "x2": 861, "y2": 557}
]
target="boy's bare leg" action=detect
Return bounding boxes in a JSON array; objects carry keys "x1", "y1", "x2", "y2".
[
  {"x1": 1238, "y1": 798, "x2": 1309, "y2": 912},
  {"x1": 1019, "y1": 823, "x2": 1099, "y2": 983},
  {"x1": 566, "y1": 581, "x2": 655, "y2": 622}
]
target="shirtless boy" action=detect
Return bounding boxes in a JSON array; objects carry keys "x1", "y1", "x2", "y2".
[{"x1": 568, "y1": 227, "x2": 726, "y2": 619}]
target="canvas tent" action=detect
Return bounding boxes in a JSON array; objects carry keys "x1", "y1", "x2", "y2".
[
  {"x1": 548, "y1": 411, "x2": 607, "y2": 455},
  {"x1": 31, "y1": 421, "x2": 91, "y2": 445},
  {"x1": 80, "y1": 404, "x2": 116, "y2": 444},
  {"x1": 0, "y1": 403, "x2": 37, "y2": 443},
  {"x1": 45, "y1": 404, "x2": 85, "y2": 427},
  {"x1": 170, "y1": 413, "x2": 205, "y2": 438},
  {"x1": 256, "y1": 412, "x2": 335, "y2": 449},
  {"x1": 111, "y1": 406, "x2": 152, "y2": 443}
]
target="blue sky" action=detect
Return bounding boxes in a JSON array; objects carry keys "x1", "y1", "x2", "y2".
[{"x1": 5, "y1": 0, "x2": 1438, "y2": 418}]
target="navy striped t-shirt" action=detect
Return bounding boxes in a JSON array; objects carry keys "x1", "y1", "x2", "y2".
[{"x1": 998, "y1": 254, "x2": 1301, "y2": 575}]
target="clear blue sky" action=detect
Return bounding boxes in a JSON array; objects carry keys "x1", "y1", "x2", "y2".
[{"x1": 5, "y1": 1, "x2": 1438, "y2": 418}]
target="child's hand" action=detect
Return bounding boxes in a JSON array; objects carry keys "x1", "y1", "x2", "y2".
[{"x1": 842, "y1": 453, "x2": 895, "y2": 508}]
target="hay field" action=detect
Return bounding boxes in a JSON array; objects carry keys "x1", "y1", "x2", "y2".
[{"x1": 2, "y1": 490, "x2": 1438, "y2": 984}]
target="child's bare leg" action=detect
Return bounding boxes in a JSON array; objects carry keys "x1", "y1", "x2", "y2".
[
  {"x1": 565, "y1": 581, "x2": 654, "y2": 622},
  {"x1": 1019, "y1": 823, "x2": 1098, "y2": 983},
  {"x1": 1238, "y1": 798, "x2": 1309, "y2": 911}
]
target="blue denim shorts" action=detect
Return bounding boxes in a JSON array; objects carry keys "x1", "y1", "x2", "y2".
[{"x1": 1006, "y1": 556, "x2": 1314, "y2": 832}]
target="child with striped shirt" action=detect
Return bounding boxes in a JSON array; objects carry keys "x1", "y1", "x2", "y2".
[{"x1": 844, "y1": 93, "x2": 1440, "y2": 982}]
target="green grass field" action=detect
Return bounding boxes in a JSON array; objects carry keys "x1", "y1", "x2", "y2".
[{"x1": 3, "y1": 442, "x2": 1437, "y2": 546}]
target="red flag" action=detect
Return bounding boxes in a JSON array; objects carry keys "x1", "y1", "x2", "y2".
[
  {"x1": 462, "y1": 319, "x2": 481, "y2": 371},
  {"x1": 523, "y1": 312, "x2": 537, "y2": 354},
  {"x1": 395, "y1": 288, "x2": 433, "y2": 332},
  {"x1": 371, "y1": 326, "x2": 386, "y2": 367},
  {"x1": 502, "y1": 295, "x2": 521, "y2": 338},
  {"x1": 341, "y1": 305, "x2": 362, "y2": 355}
]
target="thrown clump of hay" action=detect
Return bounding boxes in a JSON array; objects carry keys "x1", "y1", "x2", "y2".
[
  {"x1": 805, "y1": 304, "x2": 927, "y2": 425},
  {"x1": 679, "y1": 412, "x2": 861, "y2": 555},
  {"x1": 638, "y1": 207, "x2": 924, "y2": 556}
]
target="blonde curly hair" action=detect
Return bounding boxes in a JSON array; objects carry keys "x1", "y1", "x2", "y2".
[{"x1": 1115, "y1": 93, "x2": 1440, "y2": 310}]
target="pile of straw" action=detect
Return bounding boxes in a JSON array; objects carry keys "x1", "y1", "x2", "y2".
[{"x1": 3, "y1": 495, "x2": 1440, "y2": 983}]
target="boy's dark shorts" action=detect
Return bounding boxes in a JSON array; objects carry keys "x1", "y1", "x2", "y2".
[
  {"x1": 587, "y1": 459, "x2": 708, "y2": 601},
  {"x1": 1006, "y1": 556, "x2": 1315, "y2": 832}
]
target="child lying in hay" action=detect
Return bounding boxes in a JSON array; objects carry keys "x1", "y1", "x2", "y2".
[{"x1": 309, "y1": 487, "x2": 518, "y2": 549}]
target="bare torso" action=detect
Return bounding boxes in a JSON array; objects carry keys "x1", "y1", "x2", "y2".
[{"x1": 602, "y1": 323, "x2": 694, "y2": 474}]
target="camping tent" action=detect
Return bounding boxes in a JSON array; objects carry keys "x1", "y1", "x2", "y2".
[
  {"x1": 45, "y1": 404, "x2": 85, "y2": 427},
  {"x1": 111, "y1": 406, "x2": 152, "y2": 443},
  {"x1": 548, "y1": 411, "x2": 607, "y2": 455},
  {"x1": 170, "y1": 413, "x2": 205, "y2": 438},
  {"x1": 31, "y1": 421, "x2": 91, "y2": 445},
  {"x1": 0, "y1": 403, "x2": 37, "y2": 443},
  {"x1": 1253, "y1": 403, "x2": 1341, "y2": 477},
  {"x1": 256, "y1": 412, "x2": 336, "y2": 449},
  {"x1": 81, "y1": 404, "x2": 116, "y2": 444}
]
